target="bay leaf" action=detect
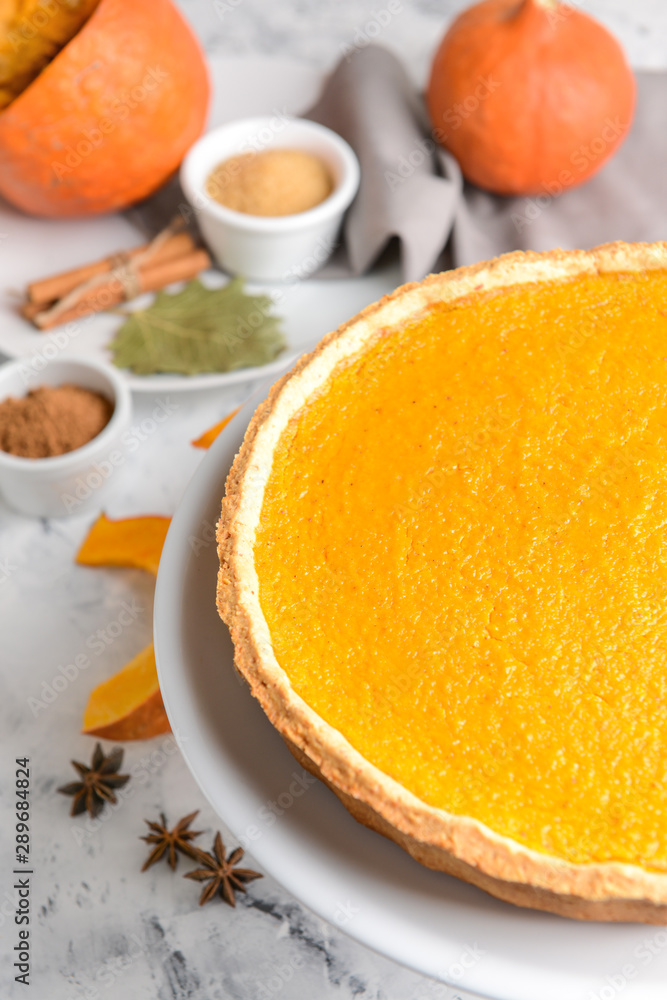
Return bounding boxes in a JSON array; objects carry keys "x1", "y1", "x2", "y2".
[{"x1": 108, "y1": 277, "x2": 286, "y2": 376}]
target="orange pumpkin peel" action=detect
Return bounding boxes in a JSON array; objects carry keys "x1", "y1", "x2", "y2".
[
  {"x1": 82, "y1": 643, "x2": 170, "y2": 741},
  {"x1": 191, "y1": 407, "x2": 241, "y2": 449},
  {"x1": 77, "y1": 513, "x2": 172, "y2": 740},
  {"x1": 76, "y1": 513, "x2": 171, "y2": 577}
]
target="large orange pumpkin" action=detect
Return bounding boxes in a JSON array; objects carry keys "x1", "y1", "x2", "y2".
[
  {"x1": 426, "y1": 0, "x2": 636, "y2": 196},
  {"x1": 0, "y1": 0, "x2": 210, "y2": 217}
]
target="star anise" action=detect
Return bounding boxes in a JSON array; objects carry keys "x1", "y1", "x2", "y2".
[
  {"x1": 184, "y1": 832, "x2": 262, "y2": 907},
  {"x1": 140, "y1": 811, "x2": 203, "y2": 871},
  {"x1": 58, "y1": 743, "x2": 130, "y2": 818}
]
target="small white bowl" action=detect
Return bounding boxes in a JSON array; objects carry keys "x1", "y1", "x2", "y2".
[
  {"x1": 0, "y1": 356, "x2": 132, "y2": 519},
  {"x1": 180, "y1": 116, "x2": 360, "y2": 283}
]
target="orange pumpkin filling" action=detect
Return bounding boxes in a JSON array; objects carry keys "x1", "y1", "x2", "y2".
[{"x1": 255, "y1": 270, "x2": 667, "y2": 870}]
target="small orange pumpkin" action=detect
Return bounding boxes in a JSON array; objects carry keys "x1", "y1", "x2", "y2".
[
  {"x1": 0, "y1": 0, "x2": 210, "y2": 217},
  {"x1": 426, "y1": 0, "x2": 636, "y2": 196}
]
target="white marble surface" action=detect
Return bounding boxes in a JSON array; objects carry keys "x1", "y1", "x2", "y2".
[
  {"x1": 2, "y1": 3, "x2": 667, "y2": 999},
  {"x1": 179, "y1": 0, "x2": 667, "y2": 81}
]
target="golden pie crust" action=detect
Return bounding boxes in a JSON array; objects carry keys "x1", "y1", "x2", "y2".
[{"x1": 217, "y1": 242, "x2": 667, "y2": 922}]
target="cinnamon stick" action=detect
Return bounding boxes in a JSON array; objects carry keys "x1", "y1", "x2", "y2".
[
  {"x1": 28, "y1": 249, "x2": 212, "y2": 330},
  {"x1": 28, "y1": 231, "x2": 197, "y2": 307}
]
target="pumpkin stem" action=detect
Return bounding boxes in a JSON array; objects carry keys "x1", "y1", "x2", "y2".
[{"x1": 515, "y1": 0, "x2": 561, "y2": 28}]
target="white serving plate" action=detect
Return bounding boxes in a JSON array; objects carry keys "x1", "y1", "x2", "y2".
[
  {"x1": 154, "y1": 377, "x2": 667, "y2": 1000},
  {"x1": 0, "y1": 57, "x2": 398, "y2": 392}
]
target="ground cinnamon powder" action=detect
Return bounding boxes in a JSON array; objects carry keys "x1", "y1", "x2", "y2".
[{"x1": 0, "y1": 383, "x2": 113, "y2": 458}]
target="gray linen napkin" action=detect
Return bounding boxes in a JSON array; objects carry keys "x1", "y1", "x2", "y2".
[
  {"x1": 307, "y1": 45, "x2": 462, "y2": 280},
  {"x1": 307, "y1": 45, "x2": 667, "y2": 281}
]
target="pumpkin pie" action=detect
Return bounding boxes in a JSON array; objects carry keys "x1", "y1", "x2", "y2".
[{"x1": 217, "y1": 242, "x2": 667, "y2": 922}]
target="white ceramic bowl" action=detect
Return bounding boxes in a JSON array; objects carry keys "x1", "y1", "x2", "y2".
[
  {"x1": 180, "y1": 116, "x2": 360, "y2": 282},
  {"x1": 0, "y1": 356, "x2": 132, "y2": 518}
]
